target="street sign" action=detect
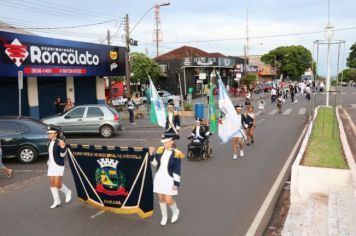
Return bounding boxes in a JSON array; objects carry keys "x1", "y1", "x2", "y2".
[{"x1": 18, "y1": 70, "x2": 23, "y2": 90}]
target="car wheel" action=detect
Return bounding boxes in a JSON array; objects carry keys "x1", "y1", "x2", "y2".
[
  {"x1": 17, "y1": 145, "x2": 38, "y2": 164},
  {"x1": 100, "y1": 125, "x2": 114, "y2": 138}
]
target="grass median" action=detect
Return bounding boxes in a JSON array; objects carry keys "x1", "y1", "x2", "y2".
[{"x1": 302, "y1": 107, "x2": 348, "y2": 169}]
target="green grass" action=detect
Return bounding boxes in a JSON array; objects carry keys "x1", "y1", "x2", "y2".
[{"x1": 302, "y1": 107, "x2": 348, "y2": 169}]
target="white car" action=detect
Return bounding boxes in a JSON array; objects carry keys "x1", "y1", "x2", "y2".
[
  {"x1": 111, "y1": 96, "x2": 128, "y2": 106},
  {"x1": 157, "y1": 90, "x2": 175, "y2": 105}
]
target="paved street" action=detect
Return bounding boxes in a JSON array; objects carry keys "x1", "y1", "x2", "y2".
[{"x1": 1, "y1": 87, "x2": 355, "y2": 236}]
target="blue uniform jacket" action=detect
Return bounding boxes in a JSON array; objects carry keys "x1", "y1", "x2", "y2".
[
  {"x1": 48, "y1": 139, "x2": 67, "y2": 166},
  {"x1": 165, "y1": 112, "x2": 181, "y2": 132},
  {"x1": 149, "y1": 147, "x2": 184, "y2": 187}
]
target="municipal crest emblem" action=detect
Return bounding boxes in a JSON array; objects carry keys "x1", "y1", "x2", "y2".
[
  {"x1": 218, "y1": 110, "x2": 226, "y2": 125},
  {"x1": 95, "y1": 158, "x2": 128, "y2": 196}
]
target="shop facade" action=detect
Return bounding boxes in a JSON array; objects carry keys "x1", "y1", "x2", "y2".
[{"x1": 0, "y1": 30, "x2": 126, "y2": 119}]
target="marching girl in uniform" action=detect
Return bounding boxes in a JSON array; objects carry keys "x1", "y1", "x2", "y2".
[
  {"x1": 232, "y1": 105, "x2": 248, "y2": 159},
  {"x1": 245, "y1": 105, "x2": 257, "y2": 145},
  {"x1": 47, "y1": 127, "x2": 72, "y2": 209},
  {"x1": 149, "y1": 133, "x2": 185, "y2": 226}
]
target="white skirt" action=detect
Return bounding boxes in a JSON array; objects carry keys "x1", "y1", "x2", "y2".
[
  {"x1": 47, "y1": 162, "x2": 65, "y2": 176},
  {"x1": 153, "y1": 170, "x2": 178, "y2": 196}
]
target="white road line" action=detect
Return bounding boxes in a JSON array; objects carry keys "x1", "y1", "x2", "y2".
[
  {"x1": 268, "y1": 109, "x2": 278, "y2": 115},
  {"x1": 256, "y1": 111, "x2": 262, "y2": 116},
  {"x1": 282, "y1": 108, "x2": 292, "y2": 115},
  {"x1": 123, "y1": 130, "x2": 161, "y2": 133},
  {"x1": 352, "y1": 92, "x2": 356, "y2": 95},
  {"x1": 298, "y1": 108, "x2": 307, "y2": 115},
  {"x1": 351, "y1": 104, "x2": 356, "y2": 108},
  {"x1": 90, "y1": 210, "x2": 106, "y2": 219},
  {"x1": 341, "y1": 92, "x2": 347, "y2": 95},
  {"x1": 67, "y1": 138, "x2": 148, "y2": 141},
  {"x1": 256, "y1": 118, "x2": 265, "y2": 125}
]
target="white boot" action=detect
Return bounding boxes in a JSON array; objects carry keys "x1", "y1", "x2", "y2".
[
  {"x1": 169, "y1": 202, "x2": 180, "y2": 223},
  {"x1": 50, "y1": 187, "x2": 61, "y2": 209},
  {"x1": 60, "y1": 184, "x2": 72, "y2": 203},
  {"x1": 159, "y1": 202, "x2": 168, "y2": 226}
]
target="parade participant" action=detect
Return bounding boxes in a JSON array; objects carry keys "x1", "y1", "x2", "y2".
[
  {"x1": 165, "y1": 103, "x2": 181, "y2": 138},
  {"x1": 188, "y1": 119, "x2": 210, "y2": 143},
  {"x1": 289, "y1": 84, "x2": 295, "y2": 103},
  {"x1": 245, "y1": 90, "x2": 252, "y2": 106},
  {"x1": 0, "y1": 141, "x2": 13, "y2": 178},
  {"x1": 149, "y1": 134, "x2": 185, "y2": 226},
  {"x1": 47, "y1": 127, "x2": 72, "y2": 209},
  {"x1": 271, "y1": 87, "x2": 277, "y2": 103},
  {"x1": 173, "y1": 92, "x2": 181, "y2": 111},
  {"x1": 277, "y1": 96, "x2": 283, "y2": 113},
  {"x1": 245, "y1": 106, "x2": 256, "y2": 145},
  {"x1": 232, "y1": 105, "x2": 248, "y2": 159},
  {"x1": 258, "y1": 97, "x2": 265, "y2": 114}
]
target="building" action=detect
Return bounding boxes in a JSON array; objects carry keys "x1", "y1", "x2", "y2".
[
  {"x1": 155, "y1": 46, "x2": 245, "y2": 98},
  {"x1": 0, "y1": 30, "x2": 126, "y2": 119}
]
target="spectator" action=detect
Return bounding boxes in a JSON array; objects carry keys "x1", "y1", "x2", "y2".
[
  {"x1": 54, "y1": 96, "x2": 64, "y2": 114},
  {"x1": 173, "y1": 93, "x2": 181, "y2": 111},
  {"x1": 127, "y1": 98, "x2": 135, "y2": 124},
  {"x1": 0, "y1": 142, "x2": 13, "y2": 178},
  {"x1": 63, "y1": 98, "x2": 74, "y2": 113}
]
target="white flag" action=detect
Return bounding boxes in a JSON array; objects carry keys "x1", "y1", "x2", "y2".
[
  {"x1": 217, "y1": 77, "x2": 241, "y2": 143},
  {"x1": 149, "y1": 79, "x2": 166, "y2": 128}
]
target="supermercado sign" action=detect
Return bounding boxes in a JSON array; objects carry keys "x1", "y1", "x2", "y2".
[{"x1": 0, "y1": 31, "x2": 126, "y2": 77}]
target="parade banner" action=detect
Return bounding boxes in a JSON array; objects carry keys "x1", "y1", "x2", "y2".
[{"x1": 68, "y1": 144, "x2": 153, "y2": 218}]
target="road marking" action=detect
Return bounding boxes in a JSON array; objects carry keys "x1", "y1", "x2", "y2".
[
  {"x1": 90, "y1": 210, "x2": 106, "y2": 219},
  {"x1": 268, "y1": 109, "x2": 278, "y2": 115},
  {"x1": 11, "y1": 170, "x2": 46, "y2": 173},
  {"x1": 123, "y1": 130, "x2": 161, "y2": 133},
  {"x1": 352, "y1": 92, "x2": 356, "y2": 95},
  {"x1": 256, "y1": 111, "x2": 262, "y2": 116},
  {"x1": 351, "y1": 104, "x2": 356, "y2": 108},
  {"x1": 298, "y1": 108, "x2": 307, "y2": 115},
  {"x1": 282, "y1": 108, "x2": 292, "y2": 115},
  {"x1": 245, "y1": 122, "x2": 309, "y2": 236},
  {"x1": 256, "y1": 118, "x2": 265, "y2": 125},
  {"x1": 67, "y1": 138, "x2": 148, "y2": 141},
  {"x1": 341, "y1": 92, "x2": 347, "y2": 95}
]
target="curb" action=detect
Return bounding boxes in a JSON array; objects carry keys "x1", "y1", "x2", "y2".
[{"x1": 245, "y1": 119, "x2": 309, "y2": 236}]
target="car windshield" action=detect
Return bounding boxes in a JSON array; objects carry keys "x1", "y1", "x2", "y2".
[{"x1": 108, "y1": 107, "x2": 119, "y2": 115}]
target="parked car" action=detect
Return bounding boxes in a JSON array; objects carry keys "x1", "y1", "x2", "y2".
[
  {"x1": 157, "y1": 90, "x2": 175, "y2": 105},
  {"x1": 111, "y1": 96, "x2": 128, "y2": 106},
  {"x1": 340, "y1": 81, "x2": 348, "y2": 86},
  {"x1": 0, "y1": 116, "x2": 49, "y2": 163},
  {"x1": 42, "y1": 105, "x2": 122, "y2": 138}
]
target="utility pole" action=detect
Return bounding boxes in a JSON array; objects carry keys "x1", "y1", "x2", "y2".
[
  {"x1": 245, "y1": 7, "x2": 249, "y2": 72},
  {"x1": 125, "y1": 14, "x2": 131, "y2": 96},
  {"x1": 154, "y1": 4, "x2": 162, "y2": 57},
  {"x1": 107, "y1": 29, "x2": 112, "y2": 101}
]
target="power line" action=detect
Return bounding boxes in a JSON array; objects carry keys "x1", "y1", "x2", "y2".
[{"x1": 2, "y1": 19, "x2": 117, "y2": 30}]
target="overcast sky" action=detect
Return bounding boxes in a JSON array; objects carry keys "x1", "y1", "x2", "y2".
[{"x1": 1, "y1": 0, "x2": 355, "y2": 76}]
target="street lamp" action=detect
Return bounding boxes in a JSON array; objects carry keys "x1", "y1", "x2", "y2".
[{"x1": 324, "y1": 22, "x2": 334, "y2": 107}]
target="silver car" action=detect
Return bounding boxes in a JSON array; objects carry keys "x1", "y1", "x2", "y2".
[{"x1": 42, "y1": 105, "x2": 122, "y2": 138}]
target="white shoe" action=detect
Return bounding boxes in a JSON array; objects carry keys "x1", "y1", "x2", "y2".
[
  {"x1": 50, "y1": 200, "x2": 61, "y2": 209},
  {"x1": 65, "y1": 190, "x2": 72, "y2": 203},
  {"x1": 240, "y1": 150, "x2": 244, "y2": 157},
  {"x1": 233, "y1": 154, "x2": 237, "y2": 160},
  {"x1": 171, "y1": 209, "x2": 180, "y2": 223}
]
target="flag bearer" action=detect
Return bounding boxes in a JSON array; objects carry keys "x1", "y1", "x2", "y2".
[{"x1": 232, "y1": 105, "x2": 248, "y2": 159}]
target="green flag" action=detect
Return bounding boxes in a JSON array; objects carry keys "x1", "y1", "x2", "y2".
[{"x1": 209, "y1": 83, "x2": 217, "y2": 134}]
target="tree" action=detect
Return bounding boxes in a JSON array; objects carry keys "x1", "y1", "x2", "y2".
[
  {"x1": 338, "y1": 68, "x2": 356, "y2": 82},
  {"x1": 130, "y1": 52, "x2": 160, "y2": 84},
  {"x1": 240, "y1": 73, "x2": 257, "y2": 89},
  {"x1": 346, "y1": 43, "x2": 356, "y2": 68},
  {"x1": 261, "y1": 45, "x2": 313, "y2": 80}
]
